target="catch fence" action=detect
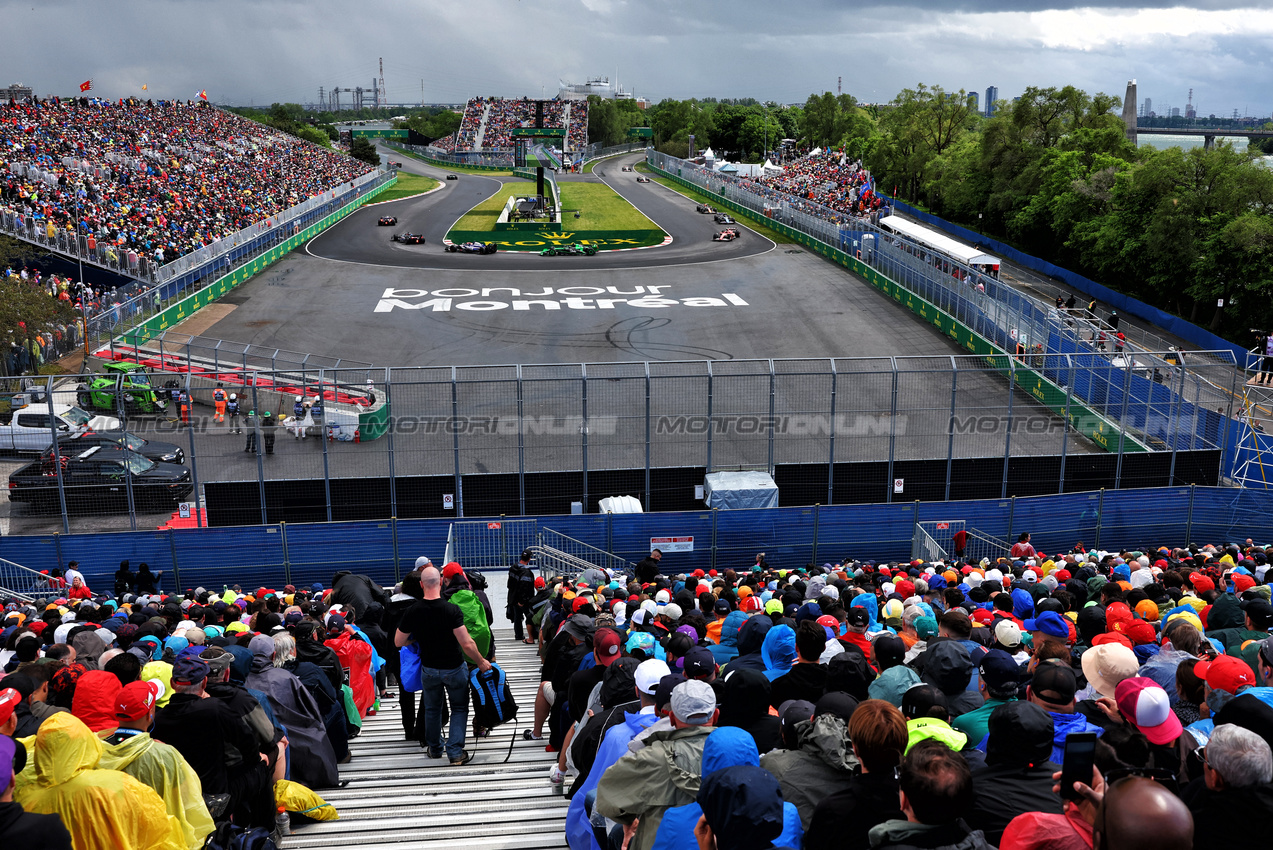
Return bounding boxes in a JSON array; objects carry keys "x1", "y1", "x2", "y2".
[{"x1": 1, "y1": 350, "x2": 1231, "y2": 537}]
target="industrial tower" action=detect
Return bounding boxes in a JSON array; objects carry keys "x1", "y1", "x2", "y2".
[{"x1": 377, "y1": 58, "x2": 387, "y2": 108}]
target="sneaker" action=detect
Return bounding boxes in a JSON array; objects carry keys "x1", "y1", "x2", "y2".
[
  {"x1": 422, "y1": 745, "x2": 443, "y2": 758},
  {"x1": 450, "y1": 750, "x2": 474, "y2": 766},
  {"x1": 548, "y1": 765, "x2": 566, "y2": 785},
  {"x1": 545, "y1": 744, "x2": 558, "y2": 753}
]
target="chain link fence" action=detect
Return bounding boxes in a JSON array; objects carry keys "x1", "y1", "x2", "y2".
[{"x1": 0, "y1": 352, "x2": 1232, "y2": 536}]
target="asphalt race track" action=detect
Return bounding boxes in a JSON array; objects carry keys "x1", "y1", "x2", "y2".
[
  {"x1": 0, "y1": 149, "x2": 1101, "y2": 535},
  {"x1": 306, "y1": 147, "x2": 769, "y2": 270}
]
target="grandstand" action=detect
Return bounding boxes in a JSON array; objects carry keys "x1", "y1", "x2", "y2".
[
  {"x1": 433, "y1": 96, "x2": 588, "y2": 154},
  {"x1": 0, "y1": 98, "x2": 374, "y2": 272}
]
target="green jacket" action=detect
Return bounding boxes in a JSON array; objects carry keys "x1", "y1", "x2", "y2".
[
  {"x1": 594, "y1": 724, "x2": 713, "y2": 850},
  {"x1": 759, "y1": 713, "x2": 859, "y2": 828}
]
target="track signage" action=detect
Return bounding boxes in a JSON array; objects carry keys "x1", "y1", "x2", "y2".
[
  {"x1": 375, "y1": 286, "x2": 749, "y2": 313},
  {"x1": 651, "y1": 536, "x2": 693, "y2": 553}
]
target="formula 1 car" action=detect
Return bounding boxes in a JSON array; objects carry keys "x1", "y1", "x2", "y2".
[
  {"x1": 622, "y1": 165, "x2": 633, "y2": 172},
  {"x1": 377, "y1": 215, "x2": 397, "y2": 226},
  {"x1": 388, "y1": 161, "x2": 403, "y2": 169},
  {"x1": 636, "y1": 176, "x2": 651, "y2": 183},
  {"x1": 696, "y1": 204, "x2": 716, "y2": 214},
  {"x1": 712, "y1": 228, "x2": 741, "y2": 242},
  {"x1": 445, "y1": 241, "x2": 498, "y2": 255},
  {"x1": 391, "y1": 232, "x2": 426, "y2": 244},
  {"x1": 446, "y1": 174, "x2": 459, "y2": 180},
  {"x1": 713, "y1": 213, "x2": 735, "y2": 224},
  {"x1": 540, "y1": 242, "x2": 597, "y2": 257}
]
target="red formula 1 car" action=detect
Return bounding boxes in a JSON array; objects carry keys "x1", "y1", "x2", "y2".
[
  {"x1": 391, "y1": 232, "x2": 425, "y2": 244},
  {"x1": 445, "y1": 241, "x2": 498, "y2": 255},
  {"x1": 712, "y1": 228, "x2": 741, "y2": 242},
  {"x1": 377, "y1": 216, "x2": 397, "y2": 226}
]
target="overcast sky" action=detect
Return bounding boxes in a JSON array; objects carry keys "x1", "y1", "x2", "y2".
[{"x1": 3, "y1": 1, "x2": 1270, "y2": 118}]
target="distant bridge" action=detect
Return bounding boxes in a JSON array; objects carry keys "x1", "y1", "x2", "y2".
[{"x1": 1133, "y1": 126, "x2": 1273, "y2": 149}]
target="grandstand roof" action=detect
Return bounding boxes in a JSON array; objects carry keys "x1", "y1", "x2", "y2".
[{"x1": 878, "y1": 215, "x2": 1001, "y2": 268}]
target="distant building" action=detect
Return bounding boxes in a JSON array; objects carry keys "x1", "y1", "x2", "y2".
[
  {"x1": 1143, "y1": 97, "x2": 1152, "y2": 117},
  {"x1": 967, "y1": 91, "x2": 979, "y2": 112},
  {"x1": 558, "y1": 76, "x2": 636, "y2": 103},
  {"x1": 985, "y1": 85, "x2": 998, "y2": 118},
  {"x1": 1171, "y1": 107, "x2": 1181, "y2": 118},
  {"x1": 1, "y1": 82, "x2": 33, "y2": 101}
]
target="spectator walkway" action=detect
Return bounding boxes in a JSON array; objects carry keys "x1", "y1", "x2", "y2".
[
  {"x1": 284, "y1": 627, "x2": 568, "y2": 850},
  {"x1": 474, "y1": 101, "x2": 492, "y2": 151}
]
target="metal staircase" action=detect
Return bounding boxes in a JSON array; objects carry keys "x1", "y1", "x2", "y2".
[
  {"x1": 474, "y1": 102, "x2": 493, "y2": 150},
  {"x1": 282, "y1": 629, "x2": 566, "y2": 850},
  {"x1": 0, "y1": 557, "x2": 56, "y2": 600}
]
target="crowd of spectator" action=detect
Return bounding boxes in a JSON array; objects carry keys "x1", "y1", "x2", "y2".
[
  {"x1": 7, "y1": 534, "x2": 1272, "y2": 849},
  {"x1": 757, "y1": 150, "x2": 882, "y2": 220},
  {"x1": 507, "y1": 537, "x2": 1273, "y2": 850},
  {"x1": 0, "y1": 97, "x2": 373, "y2": 272},
  {"x1": 433, "y1": 96, "x2": 588, "y2": 153}
]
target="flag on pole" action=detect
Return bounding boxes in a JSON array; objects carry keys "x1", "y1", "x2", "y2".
[
  {"x1": 142, "y1": 84, "x2": 148, "y2": 91},
  {"x1": 79, "y1": 80, "x2": 93, "y2": 93},
  {"x1": 196, "y1": 89, "x2": 207, "y2": 101}
]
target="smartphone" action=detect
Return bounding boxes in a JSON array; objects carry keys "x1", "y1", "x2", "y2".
[{"x1": 1060, "y1": 732, "x2": 1098, "y2": 801}]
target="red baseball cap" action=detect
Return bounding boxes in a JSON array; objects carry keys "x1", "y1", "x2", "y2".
[
  {"x1": 116, "y1": 679, "x2": 166, "y2": 721},
  {"x1": 594, "y1": 628, "x2": 621, "y2": 666},
  {"x1": 1091, "y1": 632, "x2": 1135, "y2": 650},
  {"x1": 1115, "y1": 678, "x2": 1182, "y2": 745},
  {"x1": 0, "y1": 688, "x2": 21, "y2": 726},
  {"x1": 1195, "y1": 655, "x2": 1255, "y2": 695},
  {"x1": 571, "y1": 595, "x2": 590, "y2": 613},
  {"x1": 442, "y1": 562, "x2": 465, "y2": 581},
  {"x1": 1124, "y1": 620, "x2": 1158, "y2": 646},
  {"x1": 534, "y1": 577, "x2": 546, "y2": 589}
]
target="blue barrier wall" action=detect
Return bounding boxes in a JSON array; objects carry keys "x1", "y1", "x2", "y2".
[
  {"x1": 4, "y1": 485, "x2": 1270, "y2": 595},
  {"x1": 889, "y1": 200, "x2": 1249, "y2": 364}
]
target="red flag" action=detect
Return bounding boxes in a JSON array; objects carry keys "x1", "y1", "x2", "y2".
[
  {"x1": 196, "y1": 89, "x2": 207, "y2": 101},
  {"x1": 79, "y1": 80, "x2": 93, "y2": 93}
]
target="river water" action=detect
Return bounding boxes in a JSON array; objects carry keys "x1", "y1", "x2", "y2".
[{"x1": 1139, "y1": 133, "x2": 1273, "y2": 167}]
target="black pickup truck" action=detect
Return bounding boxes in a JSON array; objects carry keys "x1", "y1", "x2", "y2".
[{"x1": 8, "y1": 445, "x2": 193, "y2": 512}]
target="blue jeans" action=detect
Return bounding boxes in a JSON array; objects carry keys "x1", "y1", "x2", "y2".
[{"x1": 420, "y1": 664, "x2": 469, "y2": 759}]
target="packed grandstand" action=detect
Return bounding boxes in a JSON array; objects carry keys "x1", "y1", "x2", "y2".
[
  {"x1": 755, "y1": 149, "x2": 883, "y2": 221},
  {"x1": 431, "y1": 95, "x2": 589, "y2": 153},
  {"x1": 0, "y1": 97, "x2": 374, "y2": 270},
  {"x1": 2, "y1": 538, "x2": 1271, "y2": 849}
]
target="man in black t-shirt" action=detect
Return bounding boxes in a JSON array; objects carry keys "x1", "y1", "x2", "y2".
[{"x1": 395, "y1": 566, "x2": 491, "y2": 766}]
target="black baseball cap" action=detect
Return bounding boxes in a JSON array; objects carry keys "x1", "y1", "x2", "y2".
[
  {"x1": 654, "y1": 673, "x2": 688, "y2": 712},
  {"x1": 873, "y1": 634, "x2": 906, "y2": 667},
  {"x1": 1030, "y1": 661, "x2": 1077, "y2": 704},
  {"x1": 683, "y1": 646, "x2": 718, "y2": 680},
  {"x1": 979, "y1": 649, "x2": 1020, "y2": 692},
  {"x1": 847, "y1": 609, "x2": 870, "y2": 628},
  {"x1": 714, "y1": 598, "x2": 731, "y2": 615},
  {"x1": 1241, "y1": 599, "x2": 1273, "y2": 628}
]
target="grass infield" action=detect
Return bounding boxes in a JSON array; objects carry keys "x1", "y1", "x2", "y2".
[
  {"x1": 374, "y1": 172, "x2": 439, "y2": 202},
  {"x1": 558, "y1": 183, "x2": 659, "y2": 231}
]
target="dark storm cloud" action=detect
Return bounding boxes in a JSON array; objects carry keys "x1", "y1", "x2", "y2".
[{"x1": 0, "y1": 0, "x2": 1268, "y2": 117}]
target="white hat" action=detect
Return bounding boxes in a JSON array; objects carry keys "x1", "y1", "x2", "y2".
[
  {"x1": 655, "y1": 589, "x2": 671, "y2": 604},
  {"x1": 994, "y1": 619, "x2": 1022, "y2": 648},
  {"x1": 415, "y1": 556, "x2": 431, "y2": 568},
  {"x1": 662, "y1": 603, "x2": 683, "y2": 621},
  {"x1": 635, "y1": 659, "x2": 671, "y2": 694},
  {"x1": 1022, "y1": 571, "x2": 1037, "y2": 583}
]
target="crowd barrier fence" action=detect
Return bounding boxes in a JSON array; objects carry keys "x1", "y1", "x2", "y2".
[{"x1": 2, "y1": 484, "x2": 1268, "y2": 595}]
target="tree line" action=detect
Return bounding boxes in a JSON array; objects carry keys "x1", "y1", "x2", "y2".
[{"x1": 645, "y1": 86, "x2": 1273, "y2": 342}]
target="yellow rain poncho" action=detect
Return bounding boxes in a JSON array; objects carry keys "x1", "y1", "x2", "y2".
[
  {"x1": 100, "y1": 732, "x2": 216, "y2": 850},
  {"x1": 14, "y1": 712, "x2": 184, "y2": 850}
]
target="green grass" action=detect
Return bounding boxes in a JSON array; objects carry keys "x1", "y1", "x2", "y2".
[
  {"x1": 583, "y1": 153, "x2": 631, "y2": 174},
  {"x1": 449, "y1": 184, "x2": 519, "y2": 231},
  {"x1": 644, "y1": 175, "x2": 796, "y2": 244},
  {"x1": 558, "y1": 183, "x2": 660, "y2": 230},
  {"x1": 374, "y1": 172, "x2": 440, "y2": 202}
]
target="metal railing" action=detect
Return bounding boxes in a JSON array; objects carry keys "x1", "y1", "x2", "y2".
[
  {"x1": 0, "y1": 556, "x2": 57, "y2": 598},
  {"x1": 538, "y1": 528, "x2": 634, "y2": 577}
]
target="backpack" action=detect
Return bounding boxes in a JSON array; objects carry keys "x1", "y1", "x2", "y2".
[
  {"x1": 470, "y1": 663, "x2": 520, "y2": 762},
  {"x1": 465, "y1": 568, "x2": 488, "y2": 591},
  {"x1": 450, "y1": 589, "x2": 492, "y2": 657},
  {"x1": 470, "y1": 663, "x2": 519, "y2": 728},
  {"x1": 205, "y1": 824, "x2": 277, "y2": 850}
]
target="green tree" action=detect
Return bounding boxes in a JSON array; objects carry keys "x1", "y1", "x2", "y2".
[
  {"x1": 349, "y1": 137, "x2": 381, "y2": 166},
  {"x1": 0, "y1": 273, "x2": 77, "y2": 358}
]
